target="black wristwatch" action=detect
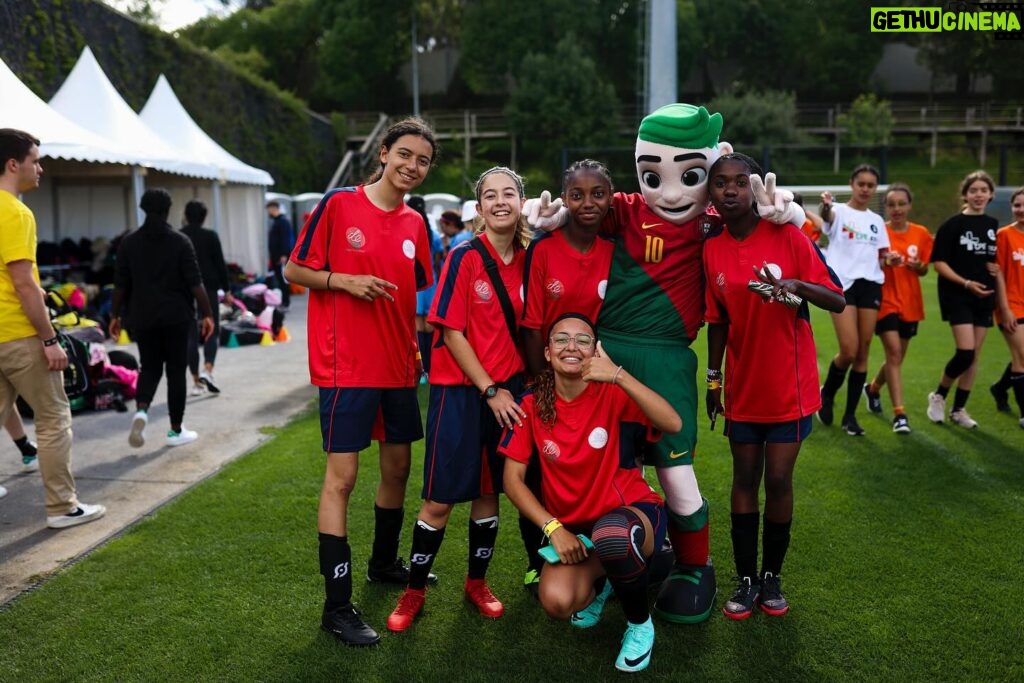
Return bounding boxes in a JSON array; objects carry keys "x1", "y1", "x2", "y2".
[
  {"x1": 42, "y1": 335, "x2": 60, "y2": 347},
  {"x1": 482, "y1": 384, "x2": 498, "y2": 399}
]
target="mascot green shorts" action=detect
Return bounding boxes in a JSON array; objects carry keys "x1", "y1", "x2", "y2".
[{"x1": 597, "y1": 328, "x2": 697, "y2": 467}]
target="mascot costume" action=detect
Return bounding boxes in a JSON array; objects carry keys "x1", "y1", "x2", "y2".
[{"x1": 527, "y1": 103, "x2": 802, "y2": 623}]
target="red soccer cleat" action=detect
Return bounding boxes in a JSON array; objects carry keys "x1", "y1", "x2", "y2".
[
  {"x1": 386, "y1": 588, "x2": 426, "y2": 632},
  {"x1": 464, "y1": 578, "x2": 504, "y2": 618}
]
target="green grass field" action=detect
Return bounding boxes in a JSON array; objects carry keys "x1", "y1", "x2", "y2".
[{"x1": 2, "y1": 293, "x2": 1023, "y2": 682}]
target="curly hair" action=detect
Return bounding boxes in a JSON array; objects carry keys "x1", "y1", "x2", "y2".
[{"x1": 532, "y1": 367, "x2": 557, "y2": 429}]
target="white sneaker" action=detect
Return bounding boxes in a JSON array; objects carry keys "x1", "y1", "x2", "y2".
[
  {"x1": 949, "y1": 409, "x2": 978, "y2": 429},
  {"x1": 926, "y1": 392, "x2": 946, "y2": 423},
  {"x1": 129, "y1": 410, "x2": 148, "y2": 448},
  {"x1": 21, "y1": 455, "x2": 39, "y2": 473},
  {"x1": 166, "y1": 427, "x2": 198, "y2": 447},
  {"x1": 199, "y1": 370, "x2": 220, "y2": 394},
  {"x1": 0, "y1": 484, "x2": 7, "y2": 499},
  {"x1": 47, "y1": 502, "x2": 106, "y2": 529},
  {"x1": 190, "y1": 383, "x2": 206, "y2": 397}
]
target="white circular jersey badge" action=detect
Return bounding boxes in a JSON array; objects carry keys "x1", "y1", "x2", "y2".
[
  {"x1": 762, "y1": 262, "x2": 783, "y2": 280},
  {"x1": 907, "y1": 244, "x2": 919, "y2": 258},
  {"x1": 989, "y1": 229, "x2": 997, "y2": 241},
  {"x1": 588, "y1": 427, "x2": 609, "y2": 449},
  {"x1": 346, "y1": 227, "x2": 365, "y2": 249},
  {"x1": 598, "y1": 279, "x2": 607, "y2": 299},
  {"x1": 402, "y1": 239, "x2": 416, "y2": 259}
]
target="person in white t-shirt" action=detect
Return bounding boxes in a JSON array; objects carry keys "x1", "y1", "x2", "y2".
[{"x1": 816, "y1": 164, "x2": 898, "y2": 436}]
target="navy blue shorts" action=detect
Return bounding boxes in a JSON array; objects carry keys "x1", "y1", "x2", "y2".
[
  {"x1": 422, "y1": 376, "x2": 524, "y2": 504},
  {"x1": 725, "y1": 415, "x2": 812, "y2": 444},
  {"x1": 318, "y1": 387, "x2": 423, "y2": 453}
]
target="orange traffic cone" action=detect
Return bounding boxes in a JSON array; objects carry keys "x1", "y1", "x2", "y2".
[{"x1": 275, "y1": 325, "x2": 291, "y2": 342}]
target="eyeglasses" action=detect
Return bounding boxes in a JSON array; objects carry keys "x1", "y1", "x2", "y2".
[{"x1": 549, "y1": 333, "x2": 594, "y2": 349}]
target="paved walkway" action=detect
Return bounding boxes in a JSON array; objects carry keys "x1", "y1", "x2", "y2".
[{"x1": 0, "y1": 298, "x2": 314, "y2": 605}]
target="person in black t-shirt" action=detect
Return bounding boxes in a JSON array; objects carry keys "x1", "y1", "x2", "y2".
[{"x1": 925, "y1": 170, "x2": 999, "y2": 428}]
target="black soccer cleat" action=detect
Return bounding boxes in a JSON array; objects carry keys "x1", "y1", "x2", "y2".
[
  {"x1": 321, "y1": 603, "x2": 381, "y2": 646},
  {"x1": 990, "y1": 384, "x2": 1011, "y2": 413},
  {"x1": 841, "y1": 416, "x2": 865, "y2": 436},
  {"x1": 817, "y1": 386, "x2": 834, "y2": 426},
  {"x1": 367, "y1": 557, "x2": 438, "y2": 586},
  {"x1": 863, "y1": 385, "x2": 883, "y2": 414}
]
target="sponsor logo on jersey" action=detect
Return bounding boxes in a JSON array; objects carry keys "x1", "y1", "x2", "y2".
[
  {"x1": 546, "y1": 278, "x2": 564, "y2": 298},
  {"x1": 402, "y1": 239, "x2": 416, "y2": 259},
  {"x1": 346, "y1": 227, "x2": 365, "y2": 249},
  {"x1": 716, "y1": 272, "x2": 726, "y2": 289},
  {"x1": 588, "y1": 427, "x2": 609, "y2": 449},
  {"x1": 1013, "y1": 247, "x2": 1024, "y2": 265},
  {"x1": 598, "y1": 279, "x2": 608, "y2": 299},
  {"x1": 668, "y1": 450, "x2": 689, "y2": 459},
  {"x1": 474, "y1": 279, "x2": 493, "y2": 301},
  {"x1": 641, "y1": 221, "x2": 662, "y2": 230},
  {"x1": 907, "y1": 244, "x2": 919, "y2": 258},
  {"x1": 541, "y1": 439, "x2": 560, "y2": 461}
]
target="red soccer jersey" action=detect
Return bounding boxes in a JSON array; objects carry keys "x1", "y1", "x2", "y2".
[
  {"x1": 879, "y1": 222, "x2": 934, "y2": 322},
  {"x1": 499, "y1": 381, "x2": 662, "y2": 529},
  {"x1": 289, "y1": 186, "x2": 432, "y2": 388},
  {"x1": 521, "y1": 230, "x2": 614, "y2": 333},
  {"x1": 428, "y1": 234, "x2": 526, "y2": 385},
  {"x1": 598, "y1": 191, "x2": 713, "y2": 341},
  {"x1": 703, "y1": 220, "x2": 842, "y2": 422},
  {"x1": 996, "y1": 224, "x2": 1024, "y2": 323}
]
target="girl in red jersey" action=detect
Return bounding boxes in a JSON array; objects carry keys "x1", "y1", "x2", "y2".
[
  {"x1": 817, "y1": 164, "x2": 895, "y2": 437},
  {"x1": 862, "y1": 183, "x2": 934, "y2": 434},
  {"x1": 991, "y1": 188, "x2": 1024, "y2": 425},
  {"x1": 926, "y1": 170, "x2": 999, "y2": 428},
  {"x1": 517, "y1": 158, "x2": 616, "y2": 593},
  {"x1": 387, "y1": 167, "x2": 531, "y2": 633},
  {"x1": 703, "y1": 153, "x2": 845, "y2": 621},
  {"x1": 501, "y1": 313, "x2": 681, "y2": 673},
  {"x1": 283, "y1": 117, "x2": 438, "y2": 647}
]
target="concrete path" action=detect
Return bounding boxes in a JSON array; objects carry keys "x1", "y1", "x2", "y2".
[{"x1": 0, "y1": 298, "x2": 314, "y2": 605}]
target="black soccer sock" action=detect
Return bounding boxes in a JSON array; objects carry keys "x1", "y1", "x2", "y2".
[
  {"x1": 952, "y1": 388, "x2": 971, "y2": 413},
  {"x1": 760, "y1": 517, "x2": 793, "y2": 576},
  {"x1": 518, "y1": 513, "x2": 544, "y2": 572},
  {"x1": 935, "y1": 384, "x2": 950, "y2": 399},
  {"x1": 409, "y1": 519, "x2": 446, "y2": 590},
  {"x1": 13, "y1": 435, "x2": 36, "y2": 457},
  {"x1": 467, "y1": 516, "x2": 499, "y2": 580},
  {"x1": 1011, "y1": 373, "x2": 1024, "y2": 416},
  {"x1": 730, "y1": 512, "x2": 759, "y2": 579},
  {"x1": 318, "y1": 533, "x2": 352, "y2": 610},
  {"x1": 844, "y1": 370, "x2": 867, "y2": 419},
  {"x1": 369, "y1": 504, "x2": 404, "y2": 569},
  {"x1": 611, "y1": 575, "x2": 651, "y2": 625},
  {"x1": 417, "y1": 331, "x2": 432, "y2": 375},
  {"x1": 822, "y1": 361, "x2": 847, "y2": 401},
  {"x1": 994, "y1": 363, "x2": 1012, "y2": 393}
]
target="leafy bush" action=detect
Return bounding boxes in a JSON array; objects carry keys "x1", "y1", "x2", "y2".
[
  {"x1": 838, "y1": 93, "x2": 895, "y2": 147},
  {"x1": 707, "y1": 88, "x2": 804, "y2": 146}
]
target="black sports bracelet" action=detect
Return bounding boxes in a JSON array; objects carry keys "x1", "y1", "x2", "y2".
[{"x1": 42, "y1": 335, "x2": 60, "y2": 347}]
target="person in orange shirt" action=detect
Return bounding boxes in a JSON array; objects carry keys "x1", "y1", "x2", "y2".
[
  {"x1": 862, "y1": 183, "x2": 934, "y2": 434},
  {"x1": 990, "y1": 187, "x2": 1024, "y2": 425},
  {"x1": 793, "y1": 193, "x2": 823, "y2": 245}
]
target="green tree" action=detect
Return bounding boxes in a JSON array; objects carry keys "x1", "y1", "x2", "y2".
[
  {"x1": 505, "y1": 35, "x2": 621, "y2": 164},
  {"x1": 707, "y1": 89, "x2": 803, "y2": 145},
  {"x1": 837, "y1": 93, "x2": 895, "y2": 146}
]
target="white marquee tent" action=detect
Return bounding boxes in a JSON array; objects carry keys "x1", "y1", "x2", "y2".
[{"x1": 139, "y1": 74, "x2": 273, "y2": 276}]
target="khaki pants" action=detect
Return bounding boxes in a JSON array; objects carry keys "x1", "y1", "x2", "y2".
[{"x1": 0, "y1": 336, "x2": 77, "y2": 515}]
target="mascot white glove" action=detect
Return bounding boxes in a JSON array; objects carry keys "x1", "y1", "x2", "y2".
[
  {"x1": 523, "y1": 191, "x2": 568, "y2": 232},
  {"x1": 751, "y1": 173, "x2": 805, "y2": 226}
]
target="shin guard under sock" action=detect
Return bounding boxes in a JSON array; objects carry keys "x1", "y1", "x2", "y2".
[
  {"x1": 408, "y1": 519, "x2": 445, "y2": 590},
  {"x1": 318, "y1": 533, "x2": 352, "y2": 609},
  {"x1": 760, "y1": 517, "x2": 792, "y2": 576},
  {"x1": 730, "y1": 512, "x2": 759, "y2": 579},
  {"x1": 369, "y1": 504, "x2": 404, "y2": 569},
  {"x1": 467, "y1": 516, "x2": 499, "y2": 580}
]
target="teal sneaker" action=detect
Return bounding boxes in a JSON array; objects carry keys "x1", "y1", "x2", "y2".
[
  {"x1": 570, "y1": 580, "x2": 612, "y2": 629},
  {"x1": 615, "y1": 617, "x2": 654, "y2": 673}
]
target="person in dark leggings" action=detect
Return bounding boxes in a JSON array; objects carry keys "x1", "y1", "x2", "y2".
[
  {"x1": 109, "y1": 188, "x2": 214, "y2": 448},
  {"x1": 181, "y1": 200, "x2": 233, "y2": 396}
]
